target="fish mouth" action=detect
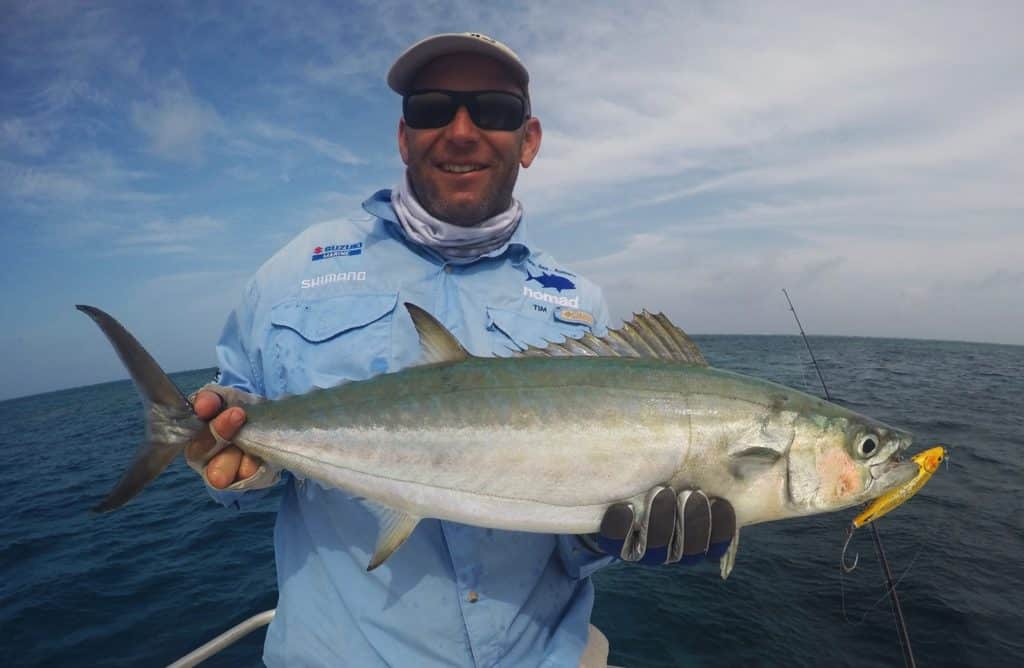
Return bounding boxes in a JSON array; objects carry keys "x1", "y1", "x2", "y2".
[{"x1": 866, "y1": 458, "x2": 919, "y2": 499}]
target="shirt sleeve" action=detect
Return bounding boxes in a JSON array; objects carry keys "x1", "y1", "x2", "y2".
[
  {"x1": 205, "y1": 278, "x2": 276, "y2": 510},
  {"x1": 215, "y1": 278, "x2": 264, "y2": 396},
  {"x1": 589, "y1": 286, "x2": 611, "y2": 337},
  {"x1": 556, "y1": 535, "x2": 617, "y2": 579}
]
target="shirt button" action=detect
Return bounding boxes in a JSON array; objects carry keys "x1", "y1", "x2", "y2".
[
  {"x1": 444, "y1": 265, "x2": 453, "y2": 273},
  {"x1": 467, "y1": 590, "x2": 479, "y2": 603}
]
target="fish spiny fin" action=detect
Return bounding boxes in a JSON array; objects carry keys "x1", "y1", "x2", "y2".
[
  {"x1": 404, "y1": 303, "x2": 470, "y2": 364},
  {"x1": 366, "y1": 502, "x2": 422, "y2": 571},
  {"x1": 513, "y1": 310, "x2": 708, "y2": 365}
]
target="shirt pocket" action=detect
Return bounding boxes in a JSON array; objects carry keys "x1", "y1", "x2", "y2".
[
  {"x1": 265, "y1": 293, "x2": 398, "y2": 395},
  {"x1": 485, "y1": 305, "x2": 594, "y2": 357}
]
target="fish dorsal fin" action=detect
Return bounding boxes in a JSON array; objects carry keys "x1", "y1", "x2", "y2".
[
  {"x1": 405, "y1": 303, "x2": 471, "y2": 364},
  {"x1": 516, "y1": 310, "x2": 708, "y2": 366},
  {"x1": 364, "y1": 501, "x2": 422, "y2": 571}
]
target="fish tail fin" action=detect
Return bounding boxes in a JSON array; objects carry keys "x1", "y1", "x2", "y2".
[{"x1": 77, "y1": 305, "x2": 203, "y2": 512}]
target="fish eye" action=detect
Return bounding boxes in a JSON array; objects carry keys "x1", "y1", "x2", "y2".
[{"x1": 857, "y1": 435, "x2": 879, "y2": 458}]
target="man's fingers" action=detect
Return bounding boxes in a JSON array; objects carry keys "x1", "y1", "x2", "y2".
[
  {"x1": 597, "y1": 502, "x2": 635, "y2": 560},
  {"x1": 238, "y1": 453, "x2": 263, "y2": 480},
  {"x1": 190, "y1": 399, "x2": 250, "y2": 487},
  {"x1": 638, "y1": 487, "x2": 676, "y2": 565},
  {"x1": 706, "y1": 499, "x2": 736, "y2": 561},
  {"x1": 206, "y1": 446, "x2": 242, "y2": 489},
  {"x1": 193, "y1": 390, "x2": 227, "y2": 420},
  {"x1": 211, "y1": 407, "x2": 247, "y2": 442},
  {"x1": 679, "y1": 491, "x2": 712, "y2": 565},
  {"x1": 186, "y1": 406, "x2": 246, "y2": 463}
]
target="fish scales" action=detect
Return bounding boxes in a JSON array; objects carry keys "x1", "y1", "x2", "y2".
[
  {"x1": 78, "y1": 303, "x2": 921, "y2": 575},
  {"x1": 234, "y1": 357, "x2": 841, "y2": 533},
  {"x1": 237, "y1": 358, "x2": 695, "y2": 533}
]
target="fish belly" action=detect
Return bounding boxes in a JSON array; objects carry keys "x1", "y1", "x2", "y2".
[{"x1": 239, "y1": 420, "x2": 689, "y2": 534}]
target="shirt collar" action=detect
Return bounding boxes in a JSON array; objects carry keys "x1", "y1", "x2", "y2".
[{"x1": 362, "y1": 189, "x2": 531, "y2": 264}]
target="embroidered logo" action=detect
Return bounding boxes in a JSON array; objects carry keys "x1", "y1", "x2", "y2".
[
  {"x1": 312, "y1": 242, "x2": 363, "y2": 261},
  {"x1": 554, "y1": 308, "x2": 594, "y2": 327},
  {"x1": 526, "y1": 270, "x2": 575, "y2": 292},
  {"x1": 301, "y1": 272, "x2": 367, "y2": 289},
  {"x1": 523, "y1": 285, "x2": 579, "y2": 307}
]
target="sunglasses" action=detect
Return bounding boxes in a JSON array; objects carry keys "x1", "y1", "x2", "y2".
[{"x1": 403, "y1": 89, "x2": 529, "y2": 132}]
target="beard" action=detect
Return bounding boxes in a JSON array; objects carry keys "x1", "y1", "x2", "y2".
[{"x1": 405, "y1": 159, "x2": 521, "y2": 227}]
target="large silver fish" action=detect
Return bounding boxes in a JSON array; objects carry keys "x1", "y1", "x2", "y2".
[{"x1": 78, "y1": 303, "x2": 917, "y2": 577}]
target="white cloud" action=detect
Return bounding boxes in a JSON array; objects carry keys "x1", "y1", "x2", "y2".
[
  {"x1": 516, "y1": 3, "x2": 1023, "y2": 215},
  {"x1": 112, "y1": 216, "x2": 227, "y2": 255},
  {"x1": 0, "y1": 161, "x2": 94, "y2": 200},
  {"x1": 131, "y1": 74, "x2": 222, "y2": 162},
  {"x1": 247, "y1": 120, "x2": 363, "y2": 165},
  {"x1": 1, "y1": 118, "x2": 56, "y2": 156}
]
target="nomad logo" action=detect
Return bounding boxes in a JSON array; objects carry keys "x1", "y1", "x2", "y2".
[
  {"x1": 301, "y1": 272, "x2": 367, "y2": 289},
  {"x1": 523, "y1": 285, "x2": 579, "y2": 307},
  {"x1": 526, "y1": 270, "x2": 575, "y2": 292},
  {"x1": 312, "y1": 242, "x2": 363, "y2": 261}
]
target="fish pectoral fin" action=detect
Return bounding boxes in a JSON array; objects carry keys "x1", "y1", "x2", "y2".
[
  {"x1": 366, "y1": 503, "x2": 422, "y2": 571},
  {"x1": 719, "y1": 528, "x2": 740, "y2": 580},
  {"x1": 404, "y1": 303, "x2": 472, "y2": 364},
  {"x1": 728, "y1": 447, "x2": 783, "y2": 480}
]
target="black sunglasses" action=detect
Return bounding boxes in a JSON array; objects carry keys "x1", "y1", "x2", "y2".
[{"x1": 403, "y1": 89, "x2": 529, "y2": 132}]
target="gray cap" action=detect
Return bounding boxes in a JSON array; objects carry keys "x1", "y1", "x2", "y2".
[{"x1": 387, "y1": 32, "x2": 530, "y2": 96}]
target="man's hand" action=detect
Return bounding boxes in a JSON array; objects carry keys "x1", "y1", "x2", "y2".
[
  {"x1": 186, "y1": 390, "x2": 262, "y2": 489},
  {"x1": 595, "y1": 488, "x2": 736, "y2": 565}
]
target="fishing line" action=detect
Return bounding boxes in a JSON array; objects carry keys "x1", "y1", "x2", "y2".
[
  {"x1": 782, "y1": 289, "x2": 917, "y2": 668},
  {"x1": 840, "y1": 531, "x2": 930, "y2": 626},
  {"x1": 789, "y1": 339, "x2": 819, "y2": 397}
]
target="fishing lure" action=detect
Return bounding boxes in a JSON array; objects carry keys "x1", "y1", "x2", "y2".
[{"x1": 842, "y1": 446, "x2": 946, "y2": 571}]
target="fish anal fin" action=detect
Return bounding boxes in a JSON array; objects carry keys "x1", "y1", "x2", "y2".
[
  {"x1": 366, "y1": 503, "x2": 422, "y2": 571},
  {"x1": 404, "y1": 303, "x2": 471, "y2": 365}
]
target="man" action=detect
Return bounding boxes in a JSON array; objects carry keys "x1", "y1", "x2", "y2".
[{"x1": 187, "y1": 33, "x2": 733, "y2": 667}]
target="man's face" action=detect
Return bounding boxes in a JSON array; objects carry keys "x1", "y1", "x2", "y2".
[{"x1": 398, "y1": 53, "x2": 542, "y2": 227}]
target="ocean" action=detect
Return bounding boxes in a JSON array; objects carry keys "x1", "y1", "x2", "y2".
[{"x1": 1, "y1": 335, "x2": 1021, "y2": 667}]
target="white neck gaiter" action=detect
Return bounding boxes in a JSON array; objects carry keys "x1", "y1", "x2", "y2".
[{"x1": 391, "y1": 174, "x2": 522, "y2": 264}]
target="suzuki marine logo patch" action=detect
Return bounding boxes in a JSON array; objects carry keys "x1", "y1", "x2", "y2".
[{"x1": 312, "y1": 242, "x2": 363, "y2": 261}]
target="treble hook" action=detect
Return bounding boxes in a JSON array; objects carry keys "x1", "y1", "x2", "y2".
[{"x1": 841, "y1": 525, "x2": 860, "y2": 573}]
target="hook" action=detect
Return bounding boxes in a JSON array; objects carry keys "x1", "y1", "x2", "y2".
[{"x1": 841, "y1": 525, "x2": 860, "y2": 573}]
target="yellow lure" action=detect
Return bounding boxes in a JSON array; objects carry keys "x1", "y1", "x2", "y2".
[{"x1": 852, "y1": 446, "x2": 946, "y2": 528}]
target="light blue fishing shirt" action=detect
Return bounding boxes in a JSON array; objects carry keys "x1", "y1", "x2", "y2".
[{"x1": 210, "y1": 190, "x2": 614, "y2": 667}]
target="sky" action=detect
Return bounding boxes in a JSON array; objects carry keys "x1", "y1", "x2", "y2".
[{"x1": 2, "y1": 1, "x2": 1022, "y2": 401}]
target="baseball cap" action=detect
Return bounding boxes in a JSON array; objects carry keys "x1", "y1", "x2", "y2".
[{"x1": 387, "y1": 32, "x2": 530, "y2": 97}]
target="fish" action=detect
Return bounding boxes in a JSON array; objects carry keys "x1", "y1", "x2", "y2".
[
  {"x1": 77, "y1": 302, "x2": 920, "y2": 577},
  {"x1": 852, "y1": 445, "x2": 945, "y2": 528},
  {"x1": 526, "y1": 270, "x2": 576, "y2": 292}
]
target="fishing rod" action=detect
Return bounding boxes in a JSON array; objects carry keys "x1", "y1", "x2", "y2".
[{"x1": 781, "y1": 289, "x2": 917, "y2": 668}]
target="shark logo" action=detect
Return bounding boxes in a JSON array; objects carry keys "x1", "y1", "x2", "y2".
[{"x1": 526, "y1": 270, "x2": 576, "y2": 292}]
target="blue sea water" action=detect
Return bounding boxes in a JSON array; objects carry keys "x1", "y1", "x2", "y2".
[{"x1": 1, "y1": 336, "x2": 1021, "y2": 667}]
